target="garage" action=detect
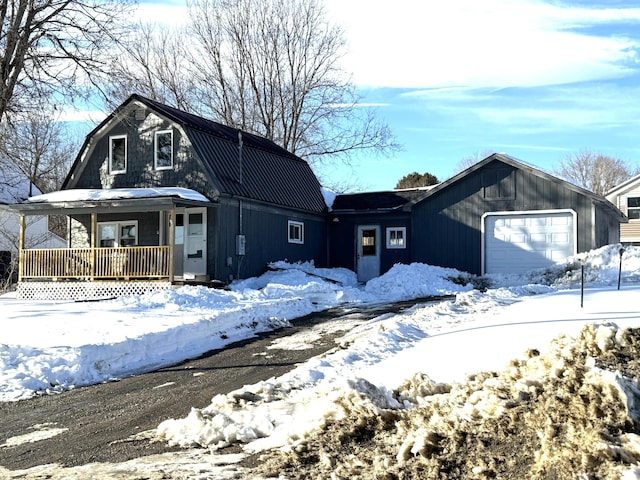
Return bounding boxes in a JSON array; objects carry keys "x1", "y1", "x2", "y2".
[{"x1": 483, "y1": 210, "x2": 577, "y2": 274}]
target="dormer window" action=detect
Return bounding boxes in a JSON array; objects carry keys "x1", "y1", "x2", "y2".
[
  {"x1": 109, "y1": 135, "x2": 127, "y2": 174},
  {"x1": 155, "y1": 130, "x2": 173, "y2": 170}
]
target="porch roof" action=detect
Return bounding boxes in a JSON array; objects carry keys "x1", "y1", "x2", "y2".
[{"x1": 11, "y1": 187, "x2": 216, "y2": 216}]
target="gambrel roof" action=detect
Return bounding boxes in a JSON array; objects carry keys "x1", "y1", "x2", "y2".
[{"x1": 63, "y1": 94, "x2": 327, "y2": 213}]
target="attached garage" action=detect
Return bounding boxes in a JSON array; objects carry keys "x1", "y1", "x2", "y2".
[
  {"x1": 409, "y1": 154, "x2": 624, "y2": 276},
  {"x1": 482, "y1": 210, "x2": 577, "y2": 274}
]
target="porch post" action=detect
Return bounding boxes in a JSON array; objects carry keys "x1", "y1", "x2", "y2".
[
  {"x1": 169, "y1": 209, "x2": 176, "y2": 282},
  {"x1": 18, "y1": 215, "x2": 25, "y2": 282},
  {"x1": 91, "y1": 213, "x2": 97, "y2": 281}
]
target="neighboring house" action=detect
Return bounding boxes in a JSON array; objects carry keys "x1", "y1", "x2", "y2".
[
  {"x1": 11, "y1": 97, "x2": 625, "y2": 299},
  {"x1": 329, "y1": 154, "x2": 625, "y2": 280},
  {"x1": 606, "y1": 174, "x2": 640, "y2": 245},
  {"x1": 0, "y1": 172, "x2": 65, "y2": 282},
  {"x1": 13, "y1": 94, "x2": 327, "y2": 299}
]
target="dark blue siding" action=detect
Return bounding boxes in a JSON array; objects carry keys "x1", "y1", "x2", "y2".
[
  {"x1": 213, "y1": 199, "x2": 328, "y2": 282},
  {"x1": 412, "y1": 160, "x2": 599, "y2": 275},
  {"x1": 329, "y1": 213, "x2": 412, "y2": 275}
]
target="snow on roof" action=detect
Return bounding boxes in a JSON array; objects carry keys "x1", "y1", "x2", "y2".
[
  {"x1": 321, "y1": 187, "x2": 337, "y2": 210},
  {"x1": 24, "y1": 187, "x2": 210, "y2": 204}
]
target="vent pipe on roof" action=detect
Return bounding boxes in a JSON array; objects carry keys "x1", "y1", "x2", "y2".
[{"x1": 237, "y1": 130, "x2": 243, "y2": 185}]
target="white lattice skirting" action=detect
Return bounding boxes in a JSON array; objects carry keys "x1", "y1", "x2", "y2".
[{"x1": 16, "y1": 281, "x2": 173, "y2": 301}]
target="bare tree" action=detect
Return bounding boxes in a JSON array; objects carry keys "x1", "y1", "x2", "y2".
[
  {"x1": 0, "y1": 110, "x2": 78, "y2": 238},
  {"x1": 191, "y1": 0, "x2": 399, "y2": 161},
  {"x1": 0, "y1": 0, "x2": 134, "y2": 121},
  {"x1": 0, "y1": 111, "x2": 78, "y2": 195},
  {"x1": 103, "y1": 22, "x2": 197, "y2": 112},
  {"x1": 554, "y1": 151, "x2": 639, "y2": 196},
  {"x1": 104, "y1": 0, "x2": 398, "y2": 167}
]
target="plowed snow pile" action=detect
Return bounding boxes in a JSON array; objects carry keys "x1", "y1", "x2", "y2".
[{"x1": 253, "y1": 324, "x2": 640, "y2": 479}]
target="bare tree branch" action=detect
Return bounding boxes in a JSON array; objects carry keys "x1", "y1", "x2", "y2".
[
  {"x1": 0, "y1": 0, "x2": 135, "y2": 120},
  {"x1": 553, "y1": 150, "x2": 639, "y2": 196},
  {"x1": 102, "y1": 0, "x2": 399, "y2": 171}
]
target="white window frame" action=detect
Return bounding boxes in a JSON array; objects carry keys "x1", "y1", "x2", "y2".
[
  {"x1": 98, "y1": 220, "x2": 138, "y2": 247},
  {"x1": 109, "y1": 135, "x2": 127, "y2": 174},
  {"x1": 628, "y1": 197, "x2": 640, "y2": 221},
  {"x1": 386, "y1": 227, "x2": 407, "y2": 249},
  {"x1": 154, "y1": 130, "x2": 174, "y2": 170},
  {"x1": 288, "y1": 220, "x2": 304, "y2": 244}
]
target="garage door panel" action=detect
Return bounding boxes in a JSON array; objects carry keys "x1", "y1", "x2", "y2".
[
  {"x1": 530, "y1": 233, "x2": 546, "y2": 243},
  {"x1": 485, "y1": 212, "x2": 575, "y2": 274},
  {"x1": 551, "y1": 233, "x2": 570, "y2": 243}
]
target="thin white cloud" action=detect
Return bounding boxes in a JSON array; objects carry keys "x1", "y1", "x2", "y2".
[
  {"x1": 133, "y1": 1, "x2": 190, "y2": 26},
  {"x1": 56, "y1": 110, "x2": 107, "y2": 124},
  {"x1": 398, "y1": 82, "x2": 640, "y2": 134},
  {"x1": 324, "y1": 0, "x2": 640, "y2": 89}
]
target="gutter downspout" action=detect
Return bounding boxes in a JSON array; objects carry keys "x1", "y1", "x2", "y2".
[{"x1": 237, "y1": 130, "x2": 244, "y2": 280}]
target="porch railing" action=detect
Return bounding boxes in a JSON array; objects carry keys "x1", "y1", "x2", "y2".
[{"x1": 19, "y1": 246, "x2": 172, "y2": 281}]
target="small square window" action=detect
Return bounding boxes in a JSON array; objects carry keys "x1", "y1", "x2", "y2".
[
  {"x1": 109, "y1": 135, "x2": 127, "y2": 174},
  {"x1": 386, "y1": 227, "x2": 406, "y2": 249},
  {"x1": 288, "y1": 220, "x2": 304, "y2": 244},
  {"x1": 155, "y1": 130, "x2": 173, "y2": 170}
]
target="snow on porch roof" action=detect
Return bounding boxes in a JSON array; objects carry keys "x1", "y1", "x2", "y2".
[{"x1": 25, "y1": 187, "x2": 210, "y2": 204}]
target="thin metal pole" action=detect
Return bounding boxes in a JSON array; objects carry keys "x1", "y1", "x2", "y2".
[{"x1": 618, "y1": 247, "x2": 624, "y2": 291}]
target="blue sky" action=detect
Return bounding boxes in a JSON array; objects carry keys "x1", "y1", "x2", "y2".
[
  {"x1": 316, "y1": 0, "x2": 640, "y2": 191},
  {"x1": 72, "y1": 0, "x2": 640, "y2": 192}
]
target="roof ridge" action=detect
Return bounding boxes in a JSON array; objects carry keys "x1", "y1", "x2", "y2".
[{"x1": 131, "y1": 94, "x2": 305, "y2": 163}]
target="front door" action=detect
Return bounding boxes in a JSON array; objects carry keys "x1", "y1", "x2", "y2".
[
  {"x1": 184, "y1": 208, "x2": 207, "y2": 279},
  {"x1": 356, "y1": 225, "x2": 380, "y2": 283}
]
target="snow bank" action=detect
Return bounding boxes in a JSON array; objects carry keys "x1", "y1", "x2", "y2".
[
  {"x1": 253, "y1": 323, "x2": 640, "y2": 479},
  {"x1": 0, "y1": 261, "x2": 474, "y2": 401}
]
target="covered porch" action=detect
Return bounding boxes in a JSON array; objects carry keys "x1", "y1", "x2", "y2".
[{"x1": 12, "y1": 188, "x2": 215, "y2": 300}]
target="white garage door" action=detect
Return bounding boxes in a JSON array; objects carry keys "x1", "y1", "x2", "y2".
[{"x1": 484, "y1": 211, "x2": 576, "y2": 274}]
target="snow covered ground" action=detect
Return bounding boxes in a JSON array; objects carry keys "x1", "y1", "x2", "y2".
[{"x1": 2, "y1": 245, "x2": 640, "y2": 478}]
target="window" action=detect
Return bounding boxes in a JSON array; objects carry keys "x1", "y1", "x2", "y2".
[
  {"x1": 109, "y1": 135, "x2": 127, "y2": 174},
  {"x1": 386, "y1": 227, "x2": 406, "y2": 249},
  {"x1": 628, "y1": 197, "x2": 640, "y2": 220},
  {"x1": 288, "y1": 220, "x2": 304, "y2": 244},
  {"x1": 98, "y1": 221, "x2": 138, "y2": 247},
  {"x1": 155, "y1": 130, "x2": 173, "y2": 170},
  {"x1": 361, "y1": 229, "x2": 377, "y2": 256}
]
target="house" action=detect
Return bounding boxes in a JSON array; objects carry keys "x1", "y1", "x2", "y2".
[
  {"x1": 0, "y1": 171, "x2": 65, "y2": 283},
  {"x1": 12, "y1": 94, "x2": 328, "y2": 299},
  {"x1": 329, "y1": 154, "x2": 625, "y2": 279},
  {"x1": 328, "y1": 188, "x2": 431, "y2": 282},
  {"x1": 12, "y1": 95, "x2": 625, "y2": 299},
  {"x1": 606, "y1": 174, "x2": 640, "y2": 245}
]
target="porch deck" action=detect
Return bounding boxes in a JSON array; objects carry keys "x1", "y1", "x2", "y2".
[
  {"x1": 20, "y1": 246, "x2": 172, "y2": 281},
  {"x1": 17, "y1": 246, "x2": 174, "y2": 300}
]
